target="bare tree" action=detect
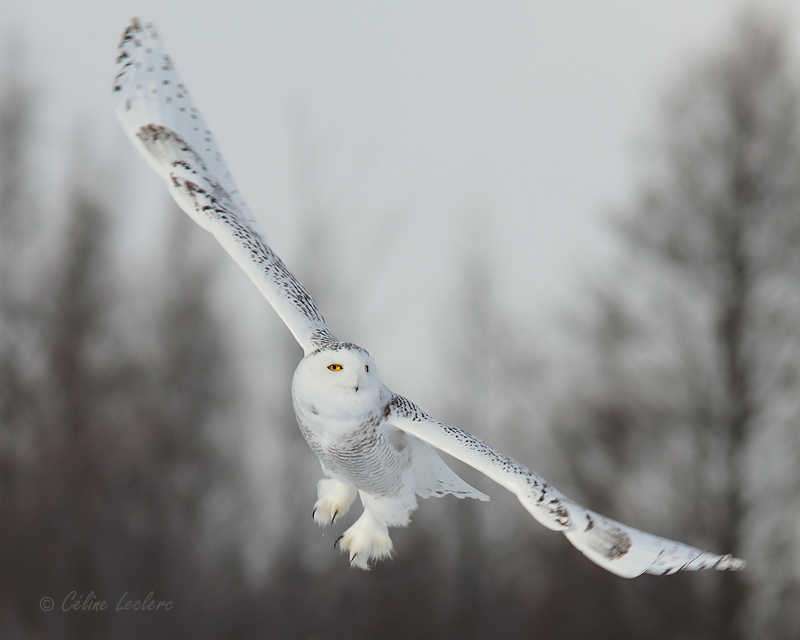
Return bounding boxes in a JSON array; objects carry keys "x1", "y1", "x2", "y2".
[
  {"x1": 435, "y1": 249, "x2": 553, "y2": 637},
  {"x1": 0, "y1": 60, "x2": 253, "y2": 638},
  {"x1": 544, "y1": 11, "x2": 800, "y2": 640}
]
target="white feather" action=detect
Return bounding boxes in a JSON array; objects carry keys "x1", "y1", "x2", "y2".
[
  {"x1": 386, "y1": 395, "x2": 745, "y2": 577},
  {"x1": 113, "y1": 19, "x2": 334, "y2": 354}
]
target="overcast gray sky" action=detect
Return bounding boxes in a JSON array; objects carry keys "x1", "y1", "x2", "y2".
[{"x1": 4, "y1": 1, "x2": 800, "y2": 404}]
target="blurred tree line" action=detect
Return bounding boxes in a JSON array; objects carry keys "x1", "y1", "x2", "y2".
[
  {"x1": 1, "y1": 9, "x2": 799, "y2": 640},
  {"x1": 520, "y1": 13, "x2": 800, "y2": 640},
  {"x1": 0, "y1": 50, "x2": 254, "y2": 638}
]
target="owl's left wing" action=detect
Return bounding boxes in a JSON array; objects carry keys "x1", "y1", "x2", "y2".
[
  {"x1": 112, "y1": 19, "x2": 335, "y2": 355},
  {"x1": 386, "y1": 395, "x2": 745, "y2": 578}
]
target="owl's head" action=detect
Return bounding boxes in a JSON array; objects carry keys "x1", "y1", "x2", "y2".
[{"x1": 292, "y1": 342, "x2": 382, "y2": 416}]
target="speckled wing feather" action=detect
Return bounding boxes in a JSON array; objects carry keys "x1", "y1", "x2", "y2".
[
  {"x1": 112, "y1": 19, "x2": 335, "y2": 354},
  {"x1": 387, "y1": 395, "x2": 746, "y2": 578}
]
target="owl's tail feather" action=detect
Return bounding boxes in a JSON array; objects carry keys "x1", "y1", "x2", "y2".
[{"x1": 409, "y1": 438, "x2": 490, "y2": 501}]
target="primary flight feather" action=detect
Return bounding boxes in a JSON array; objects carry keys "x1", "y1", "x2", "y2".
[{"x1": 113, "y1": 18, "x2": 745, "y2": 577}]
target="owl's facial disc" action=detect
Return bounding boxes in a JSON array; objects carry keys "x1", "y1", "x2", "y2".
[
  {"x1": 294, "y1": 343, "x2": 381, "y2": 414},
  {"x1": 302, "y1": 343, "x2": 372, "y2": 388},
  {"x1": 323, "y1": 353, "x2": 373, "y2": 393}
]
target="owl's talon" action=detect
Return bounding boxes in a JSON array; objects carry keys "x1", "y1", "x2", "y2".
[
  {"x1": 334, "y1": 535, "x2": 343, "y2": 549},
  {"x1": 335, "y1": 509, "x2": 393, "y2": 570},
  {"x1": 313, "y1": 478, "x2": 357, "y2": 527}
]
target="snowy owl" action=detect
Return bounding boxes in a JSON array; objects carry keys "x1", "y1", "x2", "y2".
[{"x1": 112, "y1": 19, "x2": 745, "y2": 577}]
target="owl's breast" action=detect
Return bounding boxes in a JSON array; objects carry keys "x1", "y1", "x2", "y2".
[{"x1": 295, "y1": 409, "x2": 411, "y2": 497}]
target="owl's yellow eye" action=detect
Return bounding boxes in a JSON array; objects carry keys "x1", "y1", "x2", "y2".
[
  {"x1": 365, "y1": 365, "x2": 369, "y2": 372},
  {"x1": 327, "y1": 364, "x2": 343, "y2": 371}
]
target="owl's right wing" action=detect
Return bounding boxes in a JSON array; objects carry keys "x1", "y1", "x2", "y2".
[
  {"x1": 113, "y1": 19, "x2": 336, "y2": 355},
  {"x1": 386, "y1": 395, "x2": 745, "y2": 578}
]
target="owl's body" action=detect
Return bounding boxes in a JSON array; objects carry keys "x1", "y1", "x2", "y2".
[
  {"x1": 113, "y1": 19, "x2": 746, "y2": 577},
  {"x1": 292, "y1": 344, "x2": 487, "y2": 566}
]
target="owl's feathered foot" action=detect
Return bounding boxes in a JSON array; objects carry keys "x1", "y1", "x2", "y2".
[
  {"x1": 335, "y1": 509, "x2": 394, "y2": 570},
  {"x1": 312, "y1": 478, "x2": 357, "y2": 526}
]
